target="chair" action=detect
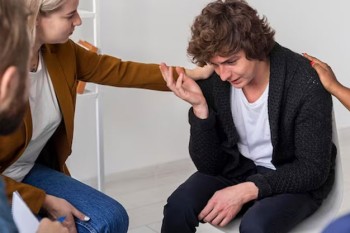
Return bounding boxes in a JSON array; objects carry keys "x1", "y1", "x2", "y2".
[{"x1": 212, "y1": 112, "x2": 343, "y2": 233}]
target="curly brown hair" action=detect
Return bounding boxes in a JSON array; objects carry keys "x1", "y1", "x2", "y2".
[{"x1": 187, "y1": 0, "x2": 275, "y2": 66}]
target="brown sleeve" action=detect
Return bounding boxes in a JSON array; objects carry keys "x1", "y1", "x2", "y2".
[
  {"x1": 3, "y1": 175, "x2": 46, "y2": 214},
  {"x1": 65, "y1": 40, "x2": 181, "y2": 91},
  {"x1": 47, "y1": 40, "x2": 184, "y2": 92}
]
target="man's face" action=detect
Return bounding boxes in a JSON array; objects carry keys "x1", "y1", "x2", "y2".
[
  {"x1": 0, "y1": 68, "x2": 27, "y2": 135},
  {"x1": 209, "y1": 50, "x2": 260, "y2": 89}
]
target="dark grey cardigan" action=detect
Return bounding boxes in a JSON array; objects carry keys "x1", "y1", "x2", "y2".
[{"x1": 188, "y1": 43, "x2": 336, "y2": 200}]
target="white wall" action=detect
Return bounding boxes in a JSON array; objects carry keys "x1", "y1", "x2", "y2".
[
  {"x1": 98, "y1": 0, "x2": 212, "y2": 177},
  {"x1": 247, "y1": 0, "x2": 350, "y2": 127},
  {"x1": 96, "y1": 0, "x2": 350, "y2": 177}
]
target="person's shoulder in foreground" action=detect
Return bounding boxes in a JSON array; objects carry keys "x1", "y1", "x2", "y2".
[
  {"x1": 0, "y1": 0, "x2": 29, "y2": 229},
  {"x1": 0, "y1": 0, "x2": 68, "y2": 232}
]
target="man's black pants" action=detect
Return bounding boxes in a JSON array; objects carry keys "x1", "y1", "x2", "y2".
[{"x1": 161, "y1": 170, "x2": 321, "y2": 233}]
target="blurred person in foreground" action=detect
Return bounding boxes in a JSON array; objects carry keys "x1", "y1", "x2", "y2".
[{"x1": 0, "y1": 0, "x2": 67, "y2": 232}]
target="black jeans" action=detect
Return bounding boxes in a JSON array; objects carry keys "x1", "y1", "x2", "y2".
[{"x1": 161, "y1": 170, "x2": 321, "y2": 233}]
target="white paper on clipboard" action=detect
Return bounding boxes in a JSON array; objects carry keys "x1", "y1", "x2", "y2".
[{"x1": 12, "y1": 191, "x2": 39, "y2": 233}]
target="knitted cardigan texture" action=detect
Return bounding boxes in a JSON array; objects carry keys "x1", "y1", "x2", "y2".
[{"x1": 188, "y1": 43, "x2": 336, "y2": 200}]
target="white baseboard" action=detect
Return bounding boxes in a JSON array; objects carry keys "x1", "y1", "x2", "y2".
[{"x1": 74, "y1": 158, "x2": 194, "y2": 190}]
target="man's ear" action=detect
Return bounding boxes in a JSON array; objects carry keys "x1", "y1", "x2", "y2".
[{"x1": 0, "y1": 66, "x2": 19, "y2": 102}]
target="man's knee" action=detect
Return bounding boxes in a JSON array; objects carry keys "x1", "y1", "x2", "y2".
[
  {"x1": 239, "y1": 207, "x2": 274, "y2": 233},
  {"x1": 162, "y1": 190, "x2": 199, "y2": 232},
  {"x1": 163, "y1": 190, "x2": 197, "y2": 220}
]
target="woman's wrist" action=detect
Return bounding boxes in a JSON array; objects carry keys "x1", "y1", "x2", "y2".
[
  {"x1": 326, "y1": 80, "x2": 342, "y2": 96},
  {"x1": 328, "y1": 81, "x2": 349, "y2": 100}
]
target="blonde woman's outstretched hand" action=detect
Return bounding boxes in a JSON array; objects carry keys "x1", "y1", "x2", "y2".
[
  {"x1": 159, "y1": 63, "x2": 209, "y2": 119},
  {"x1": 185, "y1": 64, "x2": 214, "y2": 80}
]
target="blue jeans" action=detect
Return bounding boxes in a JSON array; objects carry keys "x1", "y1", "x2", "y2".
[
  {"x1": 0, "y1": 178, "x2": 18, "y2": 233},
  {"x1": 22, "y1": 164, "x2": 128, "y2": 233}
]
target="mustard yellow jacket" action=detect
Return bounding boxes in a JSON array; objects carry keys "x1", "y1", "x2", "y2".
[{"x1": 0, "y1": 40, "x2": 170, "y2": 213}]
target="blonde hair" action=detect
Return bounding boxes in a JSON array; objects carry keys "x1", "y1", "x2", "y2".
[
  {"x1": 0, "y1": 0, "x2": 30, "y2": 81},
  {"x1": 25, "y1": 0, "x2": 66, "y2": 42}
]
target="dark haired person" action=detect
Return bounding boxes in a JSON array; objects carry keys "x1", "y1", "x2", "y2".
[
  {"x1": 0, "y1": 0, "x2": 32, "y2": 230},
  {"x1": 159, "y1": 0, "x2": 335, "y2": 232}
]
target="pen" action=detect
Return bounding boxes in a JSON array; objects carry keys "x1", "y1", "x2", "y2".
[{"x1": 57, "y1": 216, "x2": 66, "y2": 223}]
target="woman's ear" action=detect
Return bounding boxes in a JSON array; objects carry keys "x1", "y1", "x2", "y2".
[{"x1": 0, "y1": 66, "x2": 19, "y2": 103}]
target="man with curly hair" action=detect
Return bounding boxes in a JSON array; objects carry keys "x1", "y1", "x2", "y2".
[{"x1": 159, "y1": 0, "x2": 335, "y2": 232}]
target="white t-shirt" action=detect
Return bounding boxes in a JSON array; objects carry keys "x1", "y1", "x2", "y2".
[
  {"x1": 231, "y1": 85, "x2": 275, "y2": 170},
  {"x1": 3, "y1": 52, "x2": 62, "y2": 181}
]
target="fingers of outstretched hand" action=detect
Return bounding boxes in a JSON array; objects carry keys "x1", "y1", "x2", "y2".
[
  {"x1": 159, "y1": 63, "x2": 176, "y2": 89},
  {"x1": 303, "y1": 52, "x2": 316, "y2": 61},
  {"x1": 203, "y1": 64, "x2": 214, "y2": 75},
  {"x1": 175, "y1": 66, "x2": 185, "y2": 76},
  {"x1": 302, "y1": 53, "x2": 328, "y2": 69},
  {"x1": 159, "y1": 63, "x2": 171, "y2": 81},
  {"x1": 307, "y1": 59, "x2": 331, "y2": 77},
  {"x1": 186, "y1": 64, "x2": 214, "y2": 80},
  {"x1": 302, "y1": 52, "x2": 322, "y2": 64}
]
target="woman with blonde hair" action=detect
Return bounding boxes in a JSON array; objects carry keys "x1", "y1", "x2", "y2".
[{"x1": 0, "y1": 0, "x2": 212, "y2": 232}]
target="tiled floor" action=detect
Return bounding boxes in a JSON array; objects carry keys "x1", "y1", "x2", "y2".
[{"x1": 102, "y1": 128, "x2": 350, "y2": 233}]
